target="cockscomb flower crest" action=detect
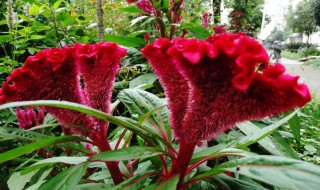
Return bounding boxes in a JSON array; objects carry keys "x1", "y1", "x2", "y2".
[
  {"x1": 142, "y1": 33, "x2": 311, "y2": 144},
  {"x1": 0, "y1": 43, "x2": 126, "y2": 147}
]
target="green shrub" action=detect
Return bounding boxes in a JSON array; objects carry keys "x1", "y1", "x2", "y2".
[{"x1": 302, "y1": 47, "x2": 320, "y2": 57}]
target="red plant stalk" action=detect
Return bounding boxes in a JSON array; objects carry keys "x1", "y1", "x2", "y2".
[{"x1": 169, "y1": 140, "x2": 196, "y2": 189}]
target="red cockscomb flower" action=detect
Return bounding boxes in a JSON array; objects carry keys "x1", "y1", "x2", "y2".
[
  {"x1": 142, "y1": 34, "x2": 311, "y2": 144},
  {"x1": 202, "y1": 13, "x2": 210, "y2": 29},
  {"x1": 136, "y1": 0, "x2": 155, "y2": 14},
  {"x1": 16, "y1": 107, "x2": 44, "y2": 130},
  {"x1": 0, "y1": 43, "x2": 126, "y2": 140}
]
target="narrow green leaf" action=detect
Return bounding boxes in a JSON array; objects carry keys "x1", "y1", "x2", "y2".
[
  {"x1": 234, "y1": 110, "x2": 298, "y2": 148},
  {"x1": 130, "y1": 16, "x2": 149, "y2": 27},
  {"x1": 113, "y1": 172, "x2": 156, "y2": 190},
  {"x1": 143, "y1": 175, "x2": 179, "y2": 190},
  {"x1": 0, "y1": 20, "x2": 7, "y2": 25},
  {"x1": 30, "y1": 35, "x2": 45, "y2": 40},
  {"x1": 237, "y1": 122, "x2": 298, "y2": 158},
  {"x1": 287, "y1": 113, "x2": 301, "y2": 147},
  {"x1": 105, "y1": 35, "x2": 145, "y2": 47},
  {"x1": 120, "y1": 6, "x2": 146, "y2": 14},
  {"x1": 214, "y1": 174, "x2": 268, "y2": 190},
  {"x1": 90, "y1": 146, "x2": 166, "y2": 161},
  {"x1": 184, "y1": 26, "x2": 211, "y2": 39},
  {"x1": 74, "y1": 183, "x2": 112, "y2": 190},
  {"x1": 0, "y1": 135, "x2": 83, "y2": 163},
  {"x1": 39, "y1": 162, "x2": 89, "y2": 190}
]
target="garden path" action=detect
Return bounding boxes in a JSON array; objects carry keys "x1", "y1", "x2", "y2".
[{"x1": 280, "y1": 58, "x2": 320, "y2": 98}]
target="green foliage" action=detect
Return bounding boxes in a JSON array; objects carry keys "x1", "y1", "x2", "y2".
[
  {"x1": 285, "y1": 0, "x2": 318, "y2": 44},
  {"x1": 302, "y1": 46, "x2": 320, "y2": 57}
]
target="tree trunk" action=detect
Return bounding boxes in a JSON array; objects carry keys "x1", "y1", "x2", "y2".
[{"x1": 95, "y1": 0, "x2": 104, "y2": 42}]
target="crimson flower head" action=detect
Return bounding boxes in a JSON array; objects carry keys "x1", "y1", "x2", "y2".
[
  {"x1": 136, "y1": 0, "x2": 155, "y2": 14},
  {"x1": 16, "y1": 107, "x2": 44, "y2": 130},
  {"x1": 142, "y1": 34, "x2": 311, "y2": 144},
  {"x1": 0, "y1": 43, "x2": 126, "y2": 144},
  {"x1": 202, "y1": 13, "x2": 210, "y2": 29},
  {"x1": 213, "y1": 25, "x2": 227, "y2": 34}
]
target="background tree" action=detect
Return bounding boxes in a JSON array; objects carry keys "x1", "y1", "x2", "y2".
[
  {"x1": 266, "y1": 27, "x2": 285, "y2": 43},
  {"x1": 312, "y1": 0, "x2": 320, "y2": 26},
  {"x1": 286, "y1": 0, "x2": 318, "y2": 46},
  {"x1": 225, "y1": 0, "x2": 264, "y2": 36}
]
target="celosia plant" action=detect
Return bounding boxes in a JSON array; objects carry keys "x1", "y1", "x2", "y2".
[
  {"x1": 142, "y1": 33, "x2": 311, "y2": 188},
  {"x1": 0, "y1": 42, "x2": 126, "y2": 184}
]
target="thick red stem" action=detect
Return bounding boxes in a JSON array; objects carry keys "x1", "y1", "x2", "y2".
[
  {"x1": 170, "y1": 140, "x2": 196, "y2": 190},
  {"x1": 91, "y1": 133, "x2": 123, "y2": 185}
]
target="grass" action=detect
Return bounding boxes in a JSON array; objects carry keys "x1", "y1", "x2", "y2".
[
  {"x1": 306, "y1": 58, "x2": 320, "y2": 68},
  {"x1": 281, "y1": 50, "x2": 304, "y2": 60}
]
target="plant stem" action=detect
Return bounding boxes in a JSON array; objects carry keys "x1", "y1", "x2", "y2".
[{"x1": 170, "y1": 140, "x2": 196, "y2": 189}]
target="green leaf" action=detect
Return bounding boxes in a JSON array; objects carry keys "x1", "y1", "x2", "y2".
[
  {"x1": 53, "y1": 0, "x2": 64, "y2": 10},
  {"x1": 30, "y1": 35, "x2": 45, "y2": 40},
  {"x1": 0, "y1": 35, "x2": 13, "y2": 42},
  {"x1": 214, "y1": 174, "x2": 268, "y2": 190},
  {"x1": 0, "y1": 135, "x2": 84, "y2": 163},
  {"x1": 0, "y1": 20, "x2": 7, "y2": 25},
  {"x1": 237, "y1": 122, "x2": 298, "y2": 158},
  {"x1": 218, "y1": 156, "x2": 320, "y2": 190},
  {"x1": 0, "y1": 127, "x2": 49, "y2": 141},
  {"x1": 287, "y1": 112, "x2": 301, "y2": 147},
  {"x1": 90, "y1": 146, "x2": 166, "y2": 161},
  {"x1": 120, "y1": 6, "x2": 146, "y2": 14},
  {"x1": 113, "y1": 172, "x2": 156, "y2": 190},
  {"x1": 105, "y1": 35, "x2": 145, "y2": 47},
  {"x1": 21, "y1": 157, "x2": 88, "y2": 175},
  {"x1": 63, "y1": 16, "x2": 77, "y2": 27},
  {"x1": 39, "y1": 162, "x2": 89, "y2": 190},
  {"x1": 143, "y1": 175, "x2": 179, "y2": 190},
  {"x1": 29, "y1": 4, "x2": 43, "y2": 15},
  {"x1": 8, "y1": 170, "x2": 40, "y2": 190},
  {"x1": 129, "y1": 73, "x2": 157, "y2": 88},
  {"x1": 130, "y1": 16, "x2": 149, "y2": 27},
  {"x1": 184, "y1": 26, "x2": 211, "y2": 39},
  {"x1": 234, "y1": 110, "x2": 298, "y2": 148},
  {"x1": 118, "y1": 89, "x2": 171, "y2": 141},
  {"x1": 74, "y1": 183, "x2": 112, "y2": 190}
]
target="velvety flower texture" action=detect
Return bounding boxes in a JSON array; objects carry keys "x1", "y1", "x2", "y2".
[
  {"x1": 142, "y1": 34, "x2": 311, "y2": 144},
  {"x1": 16, "y1": 107, "x2": 44, "y2": 129},
  {"x1": 0, "y1": 43, "x2": 126, "y2": 138}
]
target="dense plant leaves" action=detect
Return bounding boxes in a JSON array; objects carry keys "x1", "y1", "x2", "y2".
[
  {"x1": 0, "y1": 135, "x2": 84, "y2": 163},
  {"x1": 193, "y1": 156, "x2": 320, "y2": 190},
  {"x1": 8, "y1": 169, "x2": 40, "y2": 190},
  {"x1": 0, "y1": 100, "x2": 171, "y2": 147},
  {"x1": 118, "y1": 89, "x2": 172, "y2": 141},
  {"x1": 213, "y1": 174, "x2": 268, "y2": 190},
  {"x1": 74, "y1": 183, "x2": 112, "y2": 190},
  {"x1": 143, "y1": 175, "x2": 179, "y2": 190},
  {"x1": 237, "y1": 122, "x2": 298, "y2": 158},
  {"x1": 0, "y1": 127, "x2": 49, "y2": 141},
  {"x1": 38, "y1": 162, "x2": 89, "y2": 190},
  {"x1": 105, "y1": 35, "x2": 145, "y2": 47},
  {"x1": 90, "y1": 146, "x2": 167, "y2": 161},
  {"x1": 129, "y1": 73, "x2": 157, "y2": 88},
  {"x1": 184, "y1": 26, "x2": 211, "y2": 39}
]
